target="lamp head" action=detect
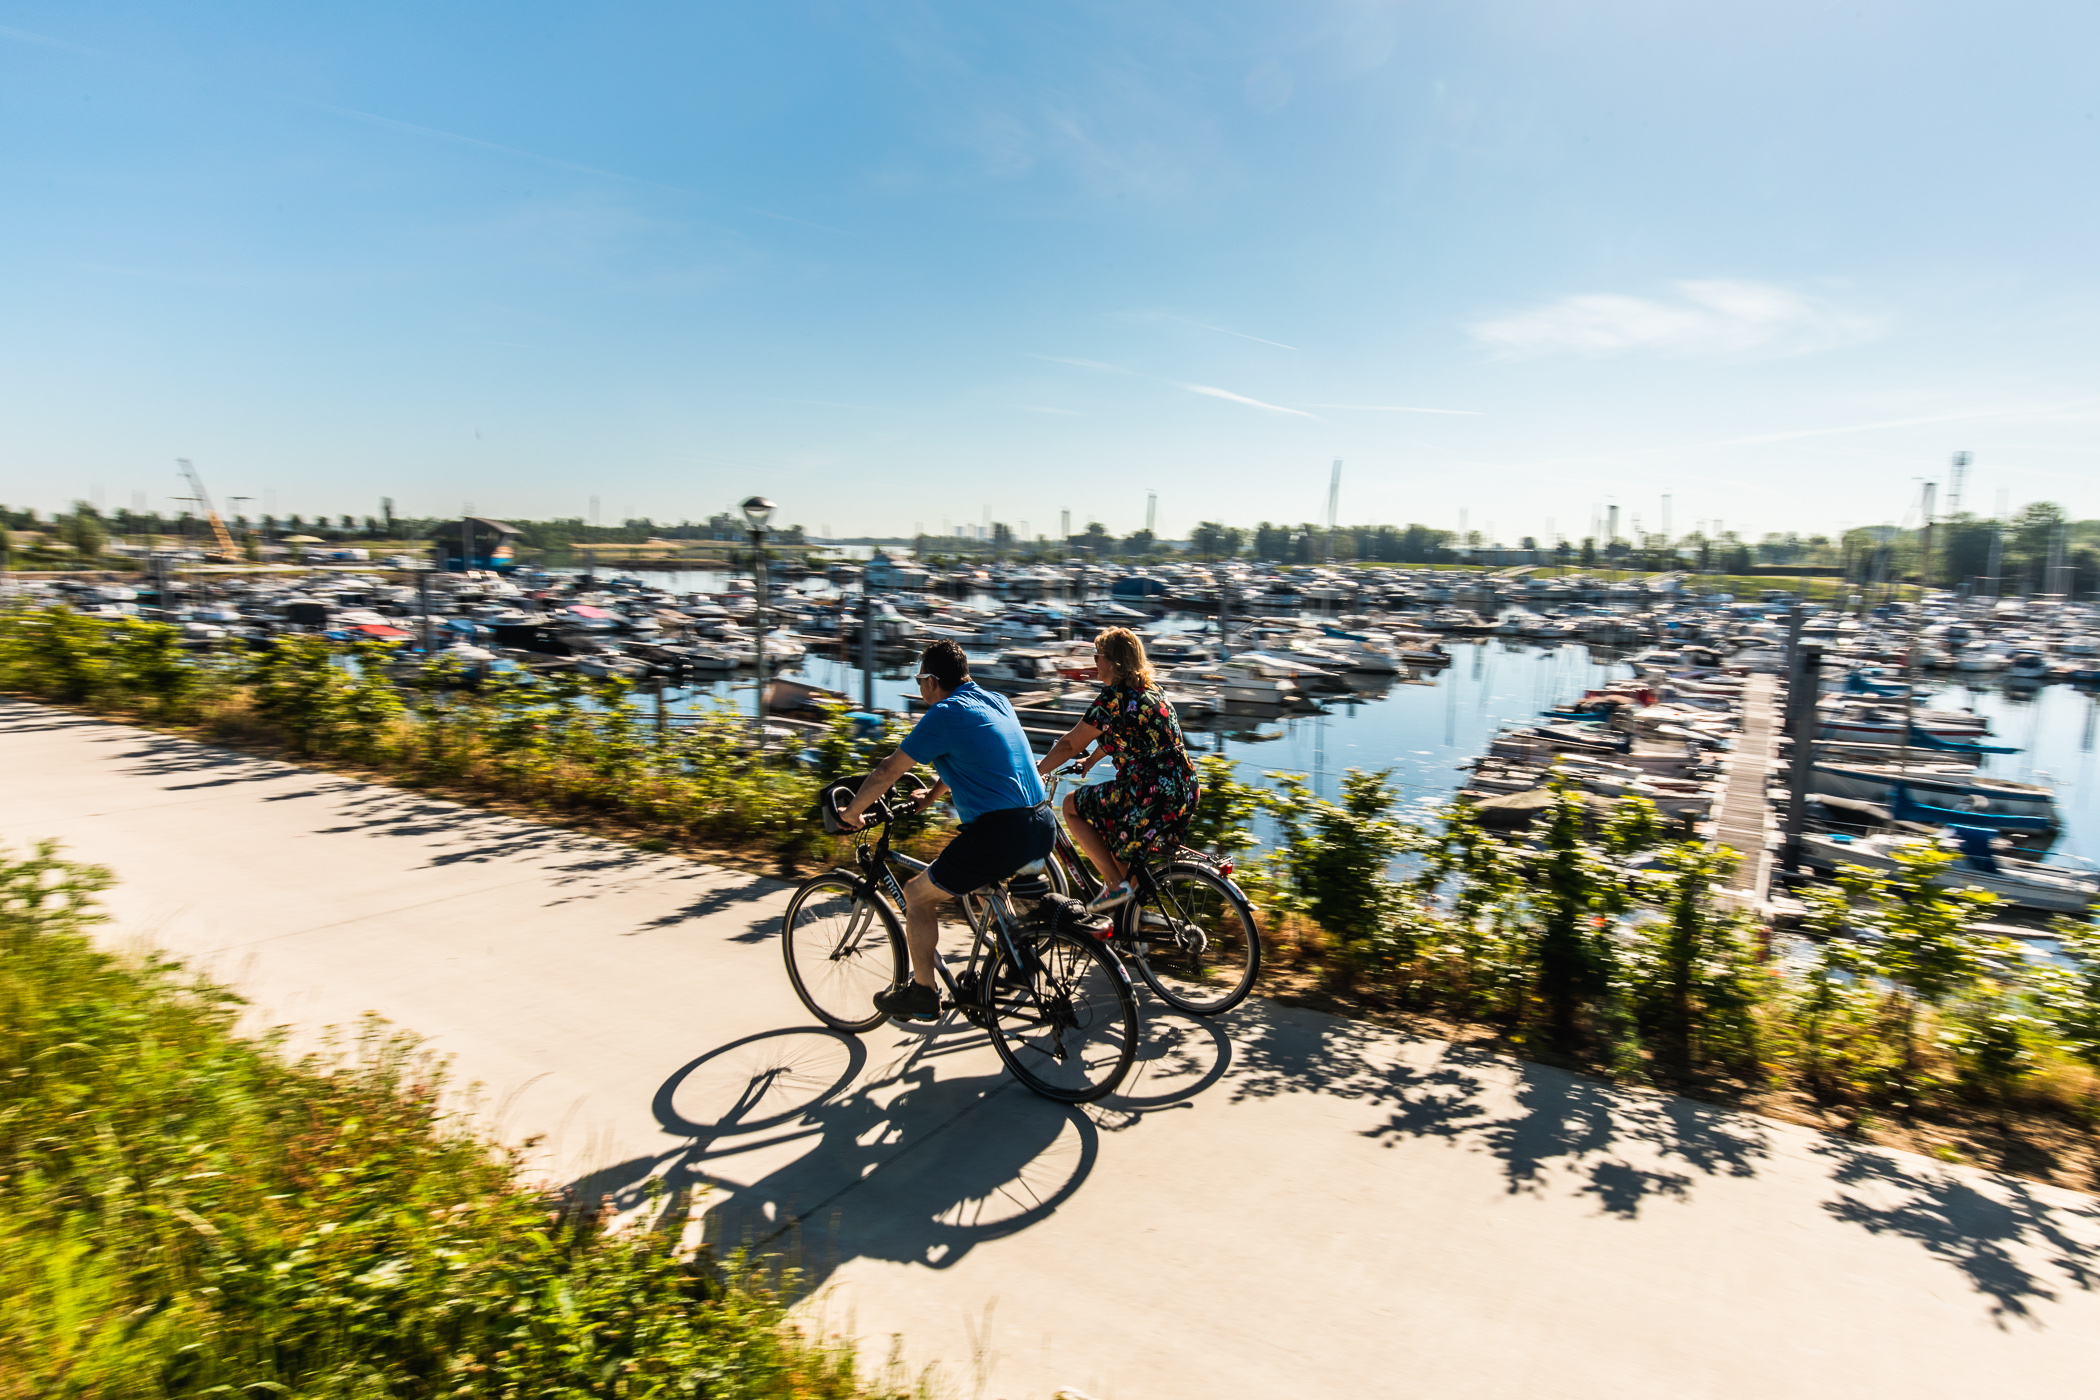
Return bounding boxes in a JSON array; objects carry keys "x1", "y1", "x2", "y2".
[{"x1": 740, "y1": 495, "x2": 776, "y2": 530}]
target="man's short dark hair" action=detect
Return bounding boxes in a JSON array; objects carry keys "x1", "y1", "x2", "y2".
[{"x1": 920, "y1": 640, "x2": 968, "y2": 690}]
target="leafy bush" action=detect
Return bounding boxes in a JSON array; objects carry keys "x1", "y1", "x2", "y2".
[
  {"x1": 1259, "y1": 769, "x2": 1416, "y2": 952},
  {"x1": 1184, "y1": 754, "x2": 1264, "y2": 865},
  {"x1": 0, "y1": 840, "x2": 891, "y2": 1399},
  {"x1": 1619, "y1": 845, "x2": 1766, "y2": 1075}
]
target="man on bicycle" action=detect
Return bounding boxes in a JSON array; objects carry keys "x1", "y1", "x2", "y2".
[{"x1": 839, "y1": 639, "x2": 1053, "y2": 1021}]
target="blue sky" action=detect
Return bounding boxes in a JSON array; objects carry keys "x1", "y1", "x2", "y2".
[{"x1": 2, "y1": 2, "x2": 2095, "y2": 542}]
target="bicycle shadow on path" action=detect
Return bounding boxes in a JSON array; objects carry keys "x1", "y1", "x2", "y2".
[{"x1": 565, "y1": 1008, "x2": 1234, "y2": 1295}]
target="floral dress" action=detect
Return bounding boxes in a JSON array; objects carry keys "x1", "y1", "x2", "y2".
[{"x1": 1072, "y1": 682, "x2": 1201, "y2": 863}]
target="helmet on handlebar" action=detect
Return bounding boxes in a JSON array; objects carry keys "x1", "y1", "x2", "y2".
[
  {"x1": 816, "y1": 771, "x2": 934, "y2": 835},
  {"x1": 817, "y1": 774, "x2": 873, "y2": 835}
]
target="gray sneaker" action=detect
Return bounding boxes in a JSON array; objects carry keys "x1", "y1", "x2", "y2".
[{"x1": 1085, "y1": 880, "x2": 1136, "y2": 915}]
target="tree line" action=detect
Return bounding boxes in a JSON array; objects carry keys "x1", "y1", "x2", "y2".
[{"x1": 0, "y1": 503, "x2": 809, "y2": 567}]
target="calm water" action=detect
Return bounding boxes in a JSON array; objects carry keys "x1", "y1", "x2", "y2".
[{"x1": 560, "y1": 571, "x2": 2098, "y2": 859}]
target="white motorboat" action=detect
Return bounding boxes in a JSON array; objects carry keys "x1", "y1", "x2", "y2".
[
  {"x1": 1168, "y1": 663, "x2": 1300, "y2": 705},
  {"x1": 1798, "y1": 832, "x2": 2099, "y2": 914},
  {"x1": 1808, "y1": 760, "x2": 2058, "y2": 824}
]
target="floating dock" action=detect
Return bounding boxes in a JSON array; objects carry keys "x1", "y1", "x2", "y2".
[{"x1": 1714, "y1": 672, "x2": 1781, "y2": 910}]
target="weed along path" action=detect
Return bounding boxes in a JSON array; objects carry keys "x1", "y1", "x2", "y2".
[{"x1": 6, "y1": 697, "x2": 2099, "y2": 1400}]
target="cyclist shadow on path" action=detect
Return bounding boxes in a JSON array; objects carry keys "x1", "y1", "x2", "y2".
[{"x1": 566, "y1": 1011, "x2": 1233, "y2": 1295}]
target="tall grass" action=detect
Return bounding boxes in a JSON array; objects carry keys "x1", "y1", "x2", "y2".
[{"x1": 0, "y1": 840, "x2": 902, "y2": 1399}]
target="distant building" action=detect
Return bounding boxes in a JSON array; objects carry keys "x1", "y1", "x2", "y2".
[
  {"x1": 1456, "y1": 546, "x2": 1543, "y2": 566},
  {"x1": 429, "y1": 517, "x2": 521, "y2": 572}
]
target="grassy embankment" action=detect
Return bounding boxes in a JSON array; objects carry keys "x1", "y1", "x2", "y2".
[{"x1": 0, "y1": 840, "x2": 910, "y2": 1399}]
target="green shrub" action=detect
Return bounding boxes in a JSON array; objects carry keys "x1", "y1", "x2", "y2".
[{"x1": 1620, "y1": 844, "x2": 1765, "y2": 1076}]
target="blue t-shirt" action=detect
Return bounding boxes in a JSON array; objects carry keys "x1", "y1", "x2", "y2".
[{"x1": 900, "y1": 681, "x2": 1046, "y2": 824}]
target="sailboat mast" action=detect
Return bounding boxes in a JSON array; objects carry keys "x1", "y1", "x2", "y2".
[{"x1": 1898, "y1": 480, "x2": 1936, "y2": 775}]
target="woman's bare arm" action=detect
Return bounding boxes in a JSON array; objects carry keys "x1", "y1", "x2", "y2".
[{"x1": 1037, "y1": 720, "x2": 1102, "y2": 777}]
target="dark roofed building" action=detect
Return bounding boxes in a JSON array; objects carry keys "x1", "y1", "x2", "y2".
[{"x1": 430, "y1": 517, "x2": 522, "y2": 572}]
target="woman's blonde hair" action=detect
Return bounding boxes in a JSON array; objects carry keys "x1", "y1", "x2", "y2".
[{"x1": 1094, "y1": 627, "x2": 1155, "y2": 689}]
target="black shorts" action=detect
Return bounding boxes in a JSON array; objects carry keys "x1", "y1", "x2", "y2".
[{"x1": 927, "y1": 803, "x2": 1055, "y2": 896}]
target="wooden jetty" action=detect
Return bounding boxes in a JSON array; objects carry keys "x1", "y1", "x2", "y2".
[{"x1": 1714, "y1": 672, "x2": 1781, "y2": 911}]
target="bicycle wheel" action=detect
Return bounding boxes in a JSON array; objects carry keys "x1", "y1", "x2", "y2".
[
  {"x1": 985, "y1": 929, "x2": 1137, "y2": 1103},
  {"x1": 781, "y1": 873, "x2": 905, "y2": 1034},
  {"x1": 1125, "y1": 863, "x2": 1262, "y2": 1016}
]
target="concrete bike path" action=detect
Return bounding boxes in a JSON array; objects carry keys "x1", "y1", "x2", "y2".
[{"x1": 5, "y1": 699, "x2": 2097, "y2": 1400}]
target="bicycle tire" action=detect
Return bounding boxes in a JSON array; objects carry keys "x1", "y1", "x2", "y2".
[
  {"x1": 1124, "y1": 862, "x2": 1262, "y2": 1016},
  {"x1": 781, "y1": 872, "x2": 906, "y2": 1034},
  {"x1": 985, "y1": 929, "x2": 1138, "y2": 1103}
]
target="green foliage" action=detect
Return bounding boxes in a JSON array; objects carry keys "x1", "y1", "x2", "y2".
[
  {"x1": 1531, "y1": 781, "x2": 1627, "y2": 1045},
  {"x1": 1408, "y1": 801, "x2": 1534, "y2": 1019},
  {"x1": 1942, "y1": 977, "x2": 2036, "y2": 1101},
  {"x1": 0, "y1": 841, "x2": 888, "y2": 1399},
  {"x1": 1184, "y1": 754, "x2": 1264, "y2": 863},
  {"x1": 2040, "y1": 914, "x2": 2100, "y2": 1071},
  {"x1": 1600, "y1": 793, "x2": 1669, "y2": 856},
  {"x1": 1259, "y1": 770, "x2": 1416, "y2": 954},
  {"x1": 0, "y1": 604, "x2": 847, "y2": 856},
  {"x1": 1620, "y1": 844, "x2": 1765, "y2": 1074},
  {"x1": 63, "y1": 504, "x2": 108, "y2": 561},
  {"x1": 1833, "y1": 848, "x2": 2000, "y2": 1093}
]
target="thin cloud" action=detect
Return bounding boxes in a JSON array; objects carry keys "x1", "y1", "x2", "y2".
[
  {"x1": 1468, "y1": 279, "x2": 1880, "y2": 358},
  {"x1": 766, "y1": 398, "x2": 898, "y2": 413},
  {"x1": 1696, "y1": 405, "x2": 2041, "y2": 449},
  {"x1": 301, "y1": 100, "x2": 850, "y2": 235},
  {"x1": 1299, "y1": 403, "x2": 1482, "y2": 416},
  {"x1": 1027, "y1": 354, "x2": 1137, "y2": 375},
  {"x1": 1154, "y1": 313, "x2": 1298, "y2": 351},
  {"x1": 1031, "y1": 353, "x2": 1315, "y2": 419},
  {"x1": 1447, "y1": 399, "x2": 2094, "y2": 481},
  {"x1": 0, "y1": 24, "x2": 103, "y2": 55},
  {"x1": 1182, "y1": 384, "x2": 1317, "y2": 418}
]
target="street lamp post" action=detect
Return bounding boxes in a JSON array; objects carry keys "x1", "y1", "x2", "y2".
[{"x1": 741, "y1": 496, "x2": 776, "y2": 749}]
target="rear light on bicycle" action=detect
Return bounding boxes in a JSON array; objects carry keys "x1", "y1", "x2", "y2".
[{"x1": 1217, "y1": 858, "x2": 1234, "y2": 877}]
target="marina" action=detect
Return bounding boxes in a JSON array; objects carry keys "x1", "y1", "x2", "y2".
[{"x1": 11, "y1": 555, "x2": 2099, "y2": 926}]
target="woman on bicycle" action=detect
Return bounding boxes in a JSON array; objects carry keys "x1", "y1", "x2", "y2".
[{"x1": 1037, "y1": 627, "x2": 1200, "y2": 913}]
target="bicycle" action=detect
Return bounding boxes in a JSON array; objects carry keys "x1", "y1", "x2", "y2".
[
  {"x1": 1030, "y1": 764, "x2": 1263, "y2": 1017},
  {"x1": 778, "y1": 774, "x2": 1139, "y2": 1104}
]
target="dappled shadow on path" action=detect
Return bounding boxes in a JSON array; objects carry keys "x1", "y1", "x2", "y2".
[
  {"x1": 1218, "y1": 999, "x2": 2097, "y2": 1316},
  {"x1": 1813, "y1": 1138, "x2": 2100, "y2": 1325},
  {"x1": 0, "y1": 700, "x2": 110, "y2": 736},
  {"x1": 635, "y1": 872, "x2": 787, "y2": 943}
]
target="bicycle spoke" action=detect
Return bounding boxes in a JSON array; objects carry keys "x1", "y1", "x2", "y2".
[
  {"x1": 782, "y1": 875, "x2": 903, "y2": 1034},
  {"x1": 1130, "y1": 865, "x2": 1261, "y2": 1016},
  {"x1": 985, "y1": 930, "x2": 1137, "y2": 1103}
]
